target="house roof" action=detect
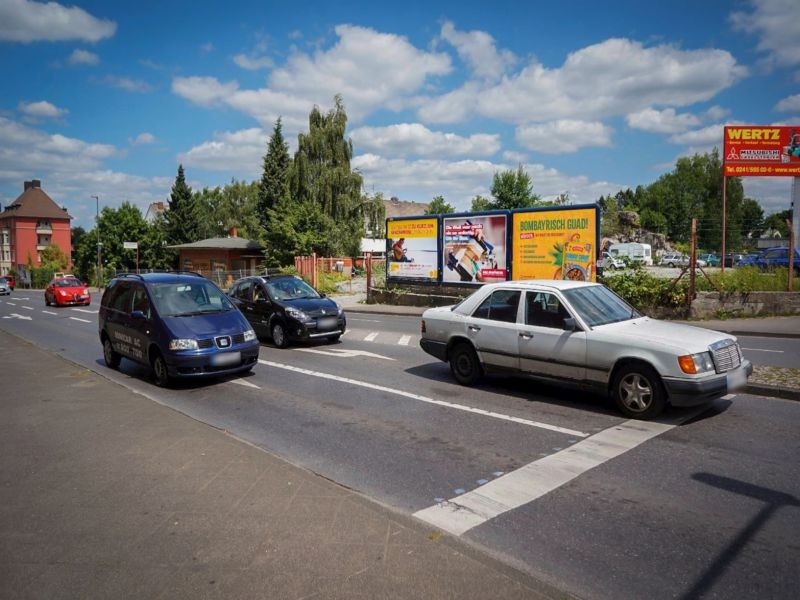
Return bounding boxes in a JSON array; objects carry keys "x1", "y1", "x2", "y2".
[
  {"x1": 0, "y1": 182, "x2": 72, "y2": 221},
  {"x1": 166, "y1": 237, "x2": 262, "y2": 251},
  {"x1": 383, "y1": 197, "x2": 430, "y2": 218}
]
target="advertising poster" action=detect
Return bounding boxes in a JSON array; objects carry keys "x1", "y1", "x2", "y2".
[
  {"x1": 512, "y1": 207, "x2": 598, "y2": 282},
  {"x1": 442, "y1": 214, "x2": 507, "y2": 284},
  {"x1": 723, "y1": 125, "x2": 800, "y2": 177},
  {"x1": 386, "y1": 218, "x2": 439, "y2": 281}
]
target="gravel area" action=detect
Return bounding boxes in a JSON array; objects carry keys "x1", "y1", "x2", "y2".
[{"x1": 750, "y1": 365, "x2": 800, "y2": 389}]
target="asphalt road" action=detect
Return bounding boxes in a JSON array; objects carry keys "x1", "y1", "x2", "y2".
[{"x1": 2, "y1": 294, "x2": 799, "y2": 600}]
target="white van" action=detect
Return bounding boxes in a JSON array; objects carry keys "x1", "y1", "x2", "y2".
[{"x1": 607, "y1": 242, "x2": 653, "y2": 266}]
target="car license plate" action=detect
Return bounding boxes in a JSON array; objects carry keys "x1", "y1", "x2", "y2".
[
  {"x1": 317, "y1": 317, "x2": 338, "y2": 330},
  {"x1": 726, "y1": 368, "x2": 746, "y2": 391},
  {"x1": 211, "y1": 351, "x2": 241, "y2": 367}
]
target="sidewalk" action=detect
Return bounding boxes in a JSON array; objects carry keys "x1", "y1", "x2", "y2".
[{"x1": 0, "y1": 330, "x2": 560, "y2": 600}]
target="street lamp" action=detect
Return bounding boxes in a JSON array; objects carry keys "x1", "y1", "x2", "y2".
[{"x1": 91, "y1": 195, "x2": 101, "y2": 288}]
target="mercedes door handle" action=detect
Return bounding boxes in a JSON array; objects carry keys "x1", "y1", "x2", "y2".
[
  {"x1": 519, "y1": 332, "x2": 534, "y2": 339},
  {"x1": 468, "y1": 325, "x2": 481, "y2": 332}
]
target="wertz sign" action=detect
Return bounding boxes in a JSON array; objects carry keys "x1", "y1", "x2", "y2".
[{"x1": 723, "y1": 125, "x2": 800, "y2": 177}]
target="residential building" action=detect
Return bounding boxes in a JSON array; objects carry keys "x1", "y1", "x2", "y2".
[
  {"x1": 166, "y1": 231, "x2": 264, "y2": 288},
  {"x1": 144, "y1": 201, "x2": 166, "y2": 223},
  {"x1": 0, "y1": 180, "x2": 72, "y2": 277}
]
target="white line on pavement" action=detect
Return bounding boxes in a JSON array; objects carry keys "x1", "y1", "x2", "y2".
[
  {"x1": 258, "y1": 359, "x2": 589, "y2": 437},
  {"x1": 21, "y1": 306, "x2": 33, "y2": 310},
  {"x1": 295, "y1": 347, "x2": 395, "y2": 360},
  {"x1": 69, "y1": 317, "x2": 91, "y2": 323},
  {"x1": 414, "y1": 419, "x2": 676, "y2": 536},
  {"x1": 741, "y1": 347, "x2": 784, "y2": 353},
  {"x1": 71, "y1": 308, "x2": 98, "y2": 314},
  {"x1": 42, "y1": 310, "x2": 57, "y2": 315},
  {"x1": 229, "y1": 378, "x2": 260, "y2": 389},
  {"x1": 349, "y1": 318, "x2": 381, "y2": 322},
  {"x1": 364, "y1": 332, "x2": 379, "y2": 342},
  {"x1": 6, "y1": 302, "x2": 15, "y2": 306},
  {"x1": 398, "y1": 335, "x2": 411, "y2": 346}
]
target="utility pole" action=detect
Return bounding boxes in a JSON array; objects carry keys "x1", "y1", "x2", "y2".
[{"x1": 91, "y1": 195, "x2": 101, "y2": 288}]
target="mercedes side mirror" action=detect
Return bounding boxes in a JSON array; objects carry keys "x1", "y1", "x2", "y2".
[{"x1": 563, "y1": 317, "x2": 577, "y2": 331}]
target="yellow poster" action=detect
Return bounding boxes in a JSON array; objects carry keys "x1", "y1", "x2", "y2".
[{"x1": 512, "y1": 207, "x2": 598, "y2": 281}]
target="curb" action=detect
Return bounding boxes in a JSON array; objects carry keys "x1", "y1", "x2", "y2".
[
  {"x1": 723, "y1": 330, "x2": 800, "y2": 340},
  {"x1": 744, "y1": 383, "x2": 800, "y2": 401}
]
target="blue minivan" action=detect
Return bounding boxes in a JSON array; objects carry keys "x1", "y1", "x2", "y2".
[{"x1": 99, "y1": 273, "x2": 260, "y2": 386}]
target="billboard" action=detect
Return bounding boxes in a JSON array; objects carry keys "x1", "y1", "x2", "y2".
[
  {"x1": 511, "y1": 205, "x2": 599, "y2": 282},
  {"x1": 442, "y1": 213, "x2": 508, "y2": 284},
  {"x1": 386, "y1": 217, "x2": 439, "y2": 282},
  {"x1": 723, "y1": 125, "x2": 800, "y2": 177}
]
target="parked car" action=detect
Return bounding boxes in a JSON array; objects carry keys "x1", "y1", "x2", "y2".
[
  {"x1": 606, "y1": 242, "x2": 653, "y2": 266},
  {"x1": 2, "y1": 274, "x2": 14, "y2": 290},
  {"x1": 0, "y1": 277, "x2": 10, "y2": 296},
  {"x1": 724, "y1": 253, "x2": 746, "y2": 268},
  {"x1": 419, "y1": 280, "x2": 751, "y2": 420},
  {"x1": 737, "y1": 253, "x2": 762, "y2": 267},
  {"x1": 755, "y1": 247, "x2": 800, "y2": 274},
  {"x1": 228, "y1": 274, "x2": 346, "y2": 347},
  {"x1": 98, "y1": 272, "x2": 259, "y2": 387},
  {"x1": 659, "y1": 253, "x2": 706, "y2": 268},
  {"x1": 45, "y1": 277, "x2": 91, "y2": 306},
  {"x1": 699, "y1": 254, "x2": 721, "y2": 267},
  {"x1": 597, "y1": 252, "x2": 626, "y2": 271}
]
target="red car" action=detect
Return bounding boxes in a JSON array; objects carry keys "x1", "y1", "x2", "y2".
[
  {"x1": 3, "y1": 274, "x2": 14, "y2": 290},
  {"x1": 45, "y1": 277, "x2": 91, "y2": 307}
]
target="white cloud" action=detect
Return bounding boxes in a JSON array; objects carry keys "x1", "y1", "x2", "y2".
[
  {"x1": 416, "y1": 82, "x2": 480, "y2": 124},
  {"x1": 626, "y1": 108, "x2": 701, "y2": 134},
  {"x1": 18, "y1": 100, "x2": 67, "y2": 119},
  {"x1": 730, "y1": 0, "x2": 800, "y2": 69},
  {"x1": 130, "y1": 133, "x2": 156, "y2": 145},
  {"x1": 502, "y1": 150, "x2": 529, "y2": 163},
  {"x1": 703, "y1": 105, "x2": 730, "y2": 121},
  {"x1": 103, "y1": 75, "x2": 153, "y2": 93},
  {"x1": 0, "y1": 0, "x2": 115, "y2": 43},
  {"x1": 516, "y1": 120, "x2": 613, "y2": 154},
  {"x1": 350, "y1": 123, "x2": 500, "y2": 157},
  {"x1": 200, "y1": 42, "x2": 215, "y2": 54},
  {"x1": 68, "y1": 49, "x2": 99, "y2": 66},
  {"x1": 742, "y1": 177, "x2": 794, "y2": 215},
  {"x1": 775, "y1": 94, "x2": 800, "y2": 112},
  {"x1": 352, "y1": 153, "x2": 624, "y2": 209},
  {"x1": 419, "y1": 38, "x2": 746, "y2": 124},
  {"x1": 668, "y1": 123, "x2": 728, "y2": 146},
  {"x1": 173, "y1": 25, "x2": 451, "y2": 129},
  {"x1": 233, "y1": 53, "x2": 274, "y2": 70},
  {"x1": 178, "y1": 128, "x2": 268, "y2": 175},
  {"x1": 439, "y1": 21, "x2": 515, "y2": 80}
]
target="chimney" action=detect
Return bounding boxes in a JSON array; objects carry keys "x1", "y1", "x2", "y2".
[
  {"x1": 24, "y1": 180, "x2": 41, "y2": 191},
  {"x1": 230, "y1": 227, "x2": 238, "y2": 237}
]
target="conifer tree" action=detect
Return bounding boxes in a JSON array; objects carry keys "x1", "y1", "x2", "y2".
[
  {"x1": 258, "y1": 118, "x2": 291, "y2": 231},
  {"x1": 165, "y1": 164, "x2": 197, "y2": 245}
]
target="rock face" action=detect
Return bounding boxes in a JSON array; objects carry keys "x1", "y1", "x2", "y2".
[{"x1": 618, "y1": 211, "x2": 640, "y2": 229}]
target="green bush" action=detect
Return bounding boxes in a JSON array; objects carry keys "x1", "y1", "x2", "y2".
[
  {"x1": 698, "y1": 266, "x2": 800, "y2": 292},
  {"x1": 601, "y1": 266, "x2": 688, "y2": 310}
]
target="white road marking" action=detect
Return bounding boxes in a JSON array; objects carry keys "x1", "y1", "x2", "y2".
[
  {"x1": 42, "y1": 310, "x2": 57, "y2": 315},
  {"x1": 21, "y1": 306, "x2": 33, "y2": 310},
  {"x1": 71, "y1": 308, "x2": 98, "y2": 314},
  {"x1": 349, "y1": 318, "x2": 381, "y2": 322},
  {"x1": 741, "y1": 347, "x2": 783, "y2": 353},
  {"x1": 229, "y1": 378, "x2": 260, "y2": 389},
  {"x1": 69, "y1": 317, "x2": 91, "y2": 323},
  {"x1": 4, "y1": 313, "x2": 31, "y2": 320},
  {"x1": 414, "y1": 419, "x2": 675, "y2": 536},
  {"x1": 398, "y1": 335, "x2": 411, "y2": 346},
  {"x1": 6, "y1": 302, "x2": 15, "y2": 306},
  {"x1": 258, "y1": 359, "x2": 588, "y2": 437},
  {"x1": 364, "y1": 332, "x2": 379, "y2": 342},
  {"x1": 294, "y1": 348, "x2": 395, "y2": 360}
]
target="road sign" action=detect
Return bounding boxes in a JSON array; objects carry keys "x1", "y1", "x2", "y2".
[{"x1": 123, "y1": 242, "x2": 138, "y2": 249}]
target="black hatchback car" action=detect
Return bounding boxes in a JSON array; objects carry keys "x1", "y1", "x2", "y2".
[
  {"x1": 98, "y1": 273, "x2": 260, "y2": 386},
  {"x1": 228, "y1": 274, "x2": 346, "y2": 347}
]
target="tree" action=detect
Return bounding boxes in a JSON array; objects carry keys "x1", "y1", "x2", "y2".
[
  {"x1": 258, "y1": 118, "x2": 291, "y2": 231},
  {"x1": 39, "y1": 244, "x2": 70, "y2": 270},
  {"x1": 763, "y1": 209, "x2": 791, "y2": 238},
  {"x1": 740, "y1": 198, "x2": 764, "y2": 240},
  {"x1": 489, "y1": 165, "x2": 541, "y2": 209},
  {"x1": 165, "y1": 164, "x2": 198, "y2": 245},
  {"x1": 470, "y1": 195, "x2": 491, "y2": 212},
  {"x1": 96, "y1": 202, "x2": 150, "y2": 272},
  {"x1": 424, "y1": 195, "x2": 455, "y2": 215},
  {"x1": 71, "y1": 226, "x2": 86, "y2": 263}
]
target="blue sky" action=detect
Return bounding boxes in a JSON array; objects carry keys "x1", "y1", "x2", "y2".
[{"x1": 1, "y1": 0, "x2": 799, "y2": 229}]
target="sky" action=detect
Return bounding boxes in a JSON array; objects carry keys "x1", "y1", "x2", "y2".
[{"x1": 1, "y1": 0, "x2": 799, "y2": 229}]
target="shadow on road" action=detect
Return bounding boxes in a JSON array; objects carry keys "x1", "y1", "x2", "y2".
[{"x1": 681, "y1": 472, "x2": 800, "y2": 600}]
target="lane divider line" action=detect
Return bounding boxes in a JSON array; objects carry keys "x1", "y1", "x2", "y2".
[
  {"x1": 229, "y1": 378, "x2": 260, "y2": 389},
  {"x1": 741, "y1": 347, "x2": 783, "y2": 353},
  {"x1": 6, "y1": 302, "x2": 15, "y2": 306},
  {"x1": 21, "y1": 306, "x2": 33, "y2": 310},
  {"x1": 414, "y1": 419, "x2": 676, "y2": 536},
  {"x1": 364, "y1": 332, "x2": 379, "y2": 342},
  {"x1": 69, "y1": 317, "x2": 91, "y2": 323},
  {"x1": 71, "y1": 308, "x2": 98, "y2": 314},
  {"x1": 398, "y1": 335, "x2": 411, "y2": 346},
  {"x1": 257, "y1": 359, "x2": 589, "y2": 438},
  {"x1": 42, "y1": 310, "x2": 57, "y2": 315}
]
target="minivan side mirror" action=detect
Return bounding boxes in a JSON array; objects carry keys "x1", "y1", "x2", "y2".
[
  {"x1": 319, "y1": 292, "x2": 326, "y2": 298},
  {"x1": 563, "y1": 317, "x2": 577, "y2": 331},
  {"x1": 130, "y1": 310, "x2": 146, "y2": 320}
]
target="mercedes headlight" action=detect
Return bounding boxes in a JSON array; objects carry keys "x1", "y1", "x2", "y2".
[
  {"x1": 678, "y1": 351, "x2": 715, "y2": 374},
  {"x1": 169, "y1": 338, "x2": 198, "y2": 350}
]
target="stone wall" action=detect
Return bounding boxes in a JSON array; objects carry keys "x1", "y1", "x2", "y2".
[{"x1": 690, "y1": 291, "x2": 800, "y2": 318}]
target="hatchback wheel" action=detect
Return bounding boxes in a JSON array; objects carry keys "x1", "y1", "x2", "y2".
[
  {"x1": 271, "y1": 322, "x2": 288, "y2": 348},
  {"x1": 152, "y1": 352, "x2": 171, "y2": 387},
  {"x1": 103, "y1": 337, "x2": 121, "y2": 369},
  {"x1": 449, "y1": 343, "x2": 482, "y2": 386},
  {"x1": 612, "y1": 364, "x2": 666, "y2": 420}
]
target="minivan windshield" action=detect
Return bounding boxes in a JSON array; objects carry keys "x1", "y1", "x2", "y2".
[
  {"x1": 266, "y1": 278, "x2": 321, "y2": 301},
  {"x1": 563, "y1": 285, "x2": 642, "y2": 327},
  {"x1": 150, "y1": 281, "x2": 234, "y2": 317}
]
